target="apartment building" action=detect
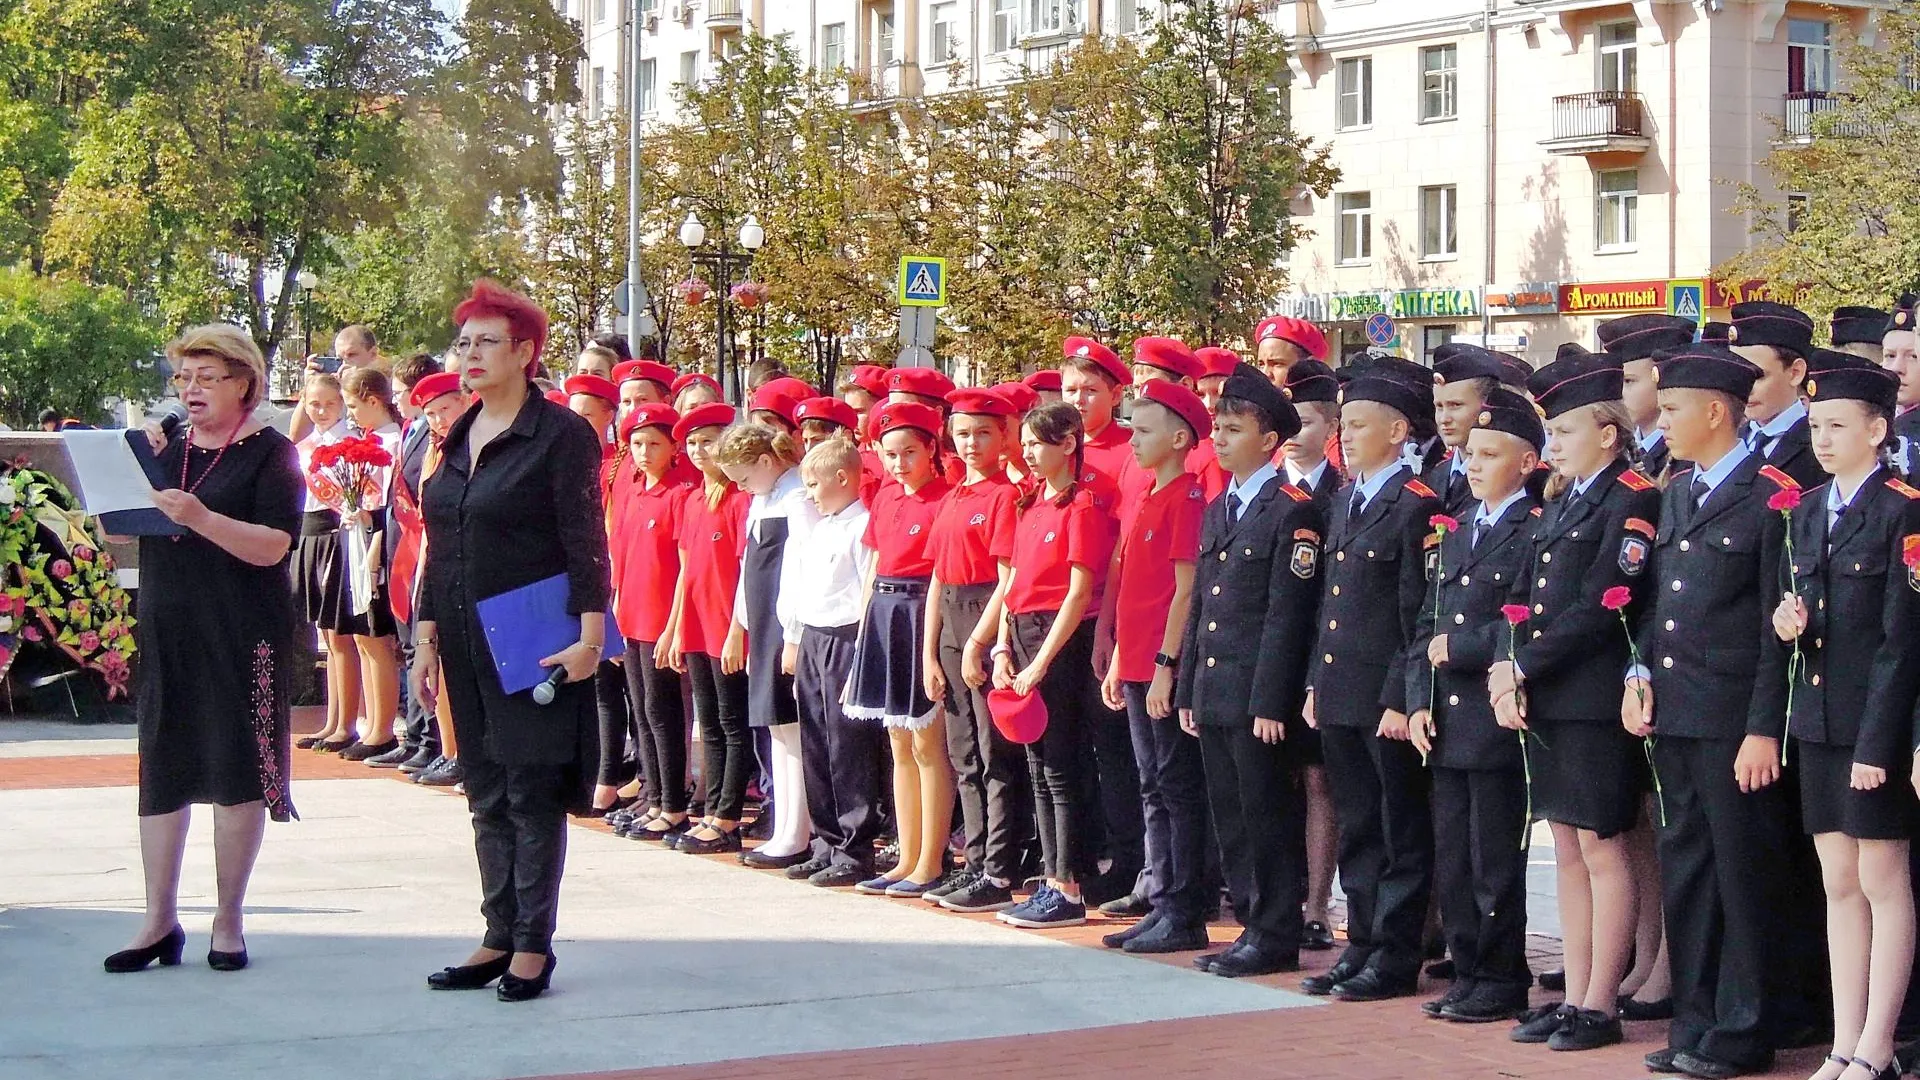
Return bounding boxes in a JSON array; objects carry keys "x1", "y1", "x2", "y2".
[{"x1": 1273, "y1": 0, "x2": 1880, "y2": 363}]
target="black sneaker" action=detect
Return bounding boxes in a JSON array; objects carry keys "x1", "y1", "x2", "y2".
[
  {"x1": 1422, "y1": 980, "x2": 1476, "y2": 1017},
  {"x1": 1547, "y1": 1008, "x2": 1623, "y2": 1052},
  {"x1": 367, "y1": 743, "x2": 417, "y2": 768},
  {"x1": 925, "y1": 867, "x2": 978, "y2": 903},
  {"x1": 416, "y1": 758, "x2": 463, "y2": 787},
  {"x1": 1509, "y1": 1003, "x2": 1573, "y2": 1044},
  {"x1": 809, "y1": 863, "x2": 866, "y2": 888},
  {"x1": 1098, "y1": 892, "x2": 1153, "y2": 918},
  {"x1": 786, "y1": 853, "x2": 832, "y2": 880},
  {"x1": 939, "y1": 877, "x2": 1015, "y2": 913}
]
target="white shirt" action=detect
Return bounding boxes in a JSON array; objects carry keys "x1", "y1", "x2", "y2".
[
  {"x1": 1224, "y1": 461, "x2": 1278, "y2": 519},
  {"x1": 778, "y1": 496, "x2": 875, "y2": 639},
  {"x1": 735, "y1": 468, "x2": 810, "y2": 644}
]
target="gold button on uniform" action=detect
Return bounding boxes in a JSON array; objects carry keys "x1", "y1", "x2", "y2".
[
  {"x1": 1337, "y1": 552, "x2": 1346, "y2": 561},
  {"x1": 1367, "y1": 549, "x2": 1376, "y2": 558},
  {"x1": 1671, "y1": 580, "x2": 1683, "y2": 592},
  {"x1": 1211, "y1": 585, "x2": 1221, "y2": 595},
  {"x1": 1537, "y1": 577, "x2": 1548, "y2": 588},
  {"x1": 1453, "y1": 613, "x2": 1465, "y2": 624},
  {"x1": 1206, "y1": 657, "x2": 1216, "y2": 668},
  {"x1": 1541, "y1": 553, "x2": 1552, "y2": 563},
  {"x1": 1207, "y1": 622, "x2": 1217, "y2": 632},
  {"x1": 1323, "y1": 653, "x2": 1334, "y2": 664},
  {"x1": 1328, "y1": 620, "x2": 1338, "y2": 630},
  {"x1": 1460, "y1": 575, "x2": 1471, "y2": 585},
  {"x1": 1533, "y1": 603, "x2": 1544, "y2": 614},
  {"x1": 1219, "y1": 551, "x2": 1228, "y2": 562},
  {"x1": 1812, "y1": 674, "x2": 1822, "y2": 685},
  {"x1": 1332, "y1": 585, "x2": 1341, "y2": 596},
  {"x1": 1244, "y1": 547, "x2": 1254, "y2": 556},
  {"x1": 1722, "y1": 537, "x2": 1732, "y2": 546}
]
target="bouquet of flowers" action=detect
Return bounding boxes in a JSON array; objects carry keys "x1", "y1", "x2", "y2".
[
  {"x1": 308, "y1": 434, "x2": 393, "y2": 616},
  {"x1": 0, "y1": 456, "x2": 138, "y2": 698}
]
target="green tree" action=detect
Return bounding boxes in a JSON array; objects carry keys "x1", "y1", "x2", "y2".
[
  {"x1": 0, "y1": 268, "x2": 162, "y2": 426},
  {"x1": 526, "y1": 115, "x2": 630, "y2": 358}
]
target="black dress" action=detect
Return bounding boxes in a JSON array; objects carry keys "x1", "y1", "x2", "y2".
[{"x1": 136, "y1": 427, "x2": 304, "y2": 822}]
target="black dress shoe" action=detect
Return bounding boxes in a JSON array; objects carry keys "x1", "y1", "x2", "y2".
[
  {"x1": 496, "y1": 954, "x2": 557, "y2": 1002},
  {"x1": 1643, "y1": 1046, "x2": 1684, "y2": 1072},
  {"x1": 417, "y1": 758, "x2": 463, "y2": 786},
  {"x1": 340, "y1": 739, "x2": 398, "y2": 762},
  {"x1": 1511, "y1": 1003, "x2": 1574, "y2": 1044},
  {"x1": 1193, "y1": 942, "x2": 1246, "y2": 973},
  {"x1": 1547, "y1": 1008, "x2": 1623, "y2": 1051},
  {"x1": 1300, "y1": 920, "x2": 1336, "y2": 951},
  {"x1": 809, "y1": 863, "x2": 866, "y2": 888},
  {"x1": 676, "y1": 827, "x2": 742, "y2": 855},
  {"x1": 1438, "y1": 984, "x2": 1528, "y2": 1023},
  {"x1": 1333, "y1": 967, "x2": 1418, "y2": 1002},
  {"x1": 1422, "y1": 979, "x2": 1476, "y2": 1016},
  {"x1": 1123, "y1": 918, "x2": 1211, "y2": 955},
  {"x1": 1617, "y1": 995, "x2": 1674, "y2": 1022},
  {"x1": 367, "y1": 743, "x2": 417, "y2": 768},
  {"x1": 295, "y1": 734, "x2": 325, "y2": 750},
  {"x1": 396, "y1": 747, "x2": 440, "y2": 773},
  {"x1": 103, "y1": 925, "x2": 185, "y2": 973},
  {"x1": 1098, "y1": 892, "x2": 1153, "y2": 919},
  {"x1": 1300, "y1": 955, "x2": 1369, "y2": 996},
  {"x1": 1211, "y1": 944, "x2": 1300, "y2": 978},
  {"x1": 1672, "y1": 1049, "x2": 1771, "y2": 1079},
  {"x1": 740, "y1": 847, "x2": 810, "y2": 870},
  {"x1": 786, "y1": 853, "x2": 833, "y2": 880},
  {"x1": 1102, "y1": 911, "x2": 1164, "y2": 949},
  {"x1": 1538, "y1": 967, "x2": 1566, "y2": 992},
  {"x1": 427, "y1": 953, "x2": 512, "y2": 990},
  {"x1": 317, "y1": 735, "x2": 359, "y2": 754},
  {"x1": 207, "y1": 946, "x2": 249, "y2": 971}
]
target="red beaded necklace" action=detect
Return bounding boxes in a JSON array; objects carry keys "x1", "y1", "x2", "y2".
[{"x1": 178, "y1": 418, "x2": 243, "y2": 494}]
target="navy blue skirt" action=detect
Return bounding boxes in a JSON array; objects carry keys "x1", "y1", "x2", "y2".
[{"x1": 846, "y1": 577, "x2": 937, "y2": 731}]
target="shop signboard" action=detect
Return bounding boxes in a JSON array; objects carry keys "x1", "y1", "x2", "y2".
[
  {"x1": 1558, "y1": 280, "x2": 1669, "y2": 315},
  {"x1": 1484, "y1": 283, "x2": 1559, "y2": 316}
]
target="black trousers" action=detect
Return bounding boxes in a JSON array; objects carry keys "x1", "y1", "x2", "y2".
[
  {"x1": 686, "y1": 651, "x2": 750, "y2": 822},
  {"x1": 464, "y1": 752, "x2": 569, "y2": 955},
  {"x1": 593, "y1": 657, "x2": 634, "y2": 787},
  {"x1": 796, "y1": 623, "x2": 883, "y2": 867},
  {"x1": 1085, "y1": 664, "x2": 1145, "y2": 884},
  {"x1": 937, "y1": 584, "x2": 1031, "y2": 883},
  {"x1": 1431, "y1": 766, "x2": 1531, "y2": 990},
  {"x1": 1320, "y1": 725, "x2": 1433, "y2": 977},
  {"x1": 1654, "y1": 734, "x2": 1795, "y2": 1067},
  {"x1": 1010, "y1": 613, "x2": 1099, "y2": 883},
  {"x1": 397, "y1": 633, "x2": 438, "y2": 756},
  {"x1": 1198, "y1": 721, "x2": 1306, "y2": 954},
  {"x1": 622, "y1": 640, "x2": 684, "y2": 813},
  {"x1": 1125, "y1": 681, "x2": 1211, "y2": 924}
]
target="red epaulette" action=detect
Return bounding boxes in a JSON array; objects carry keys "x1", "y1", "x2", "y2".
[
  {"x1": 1440, "y1": 448, "x2": 1455, "y2": 462},
  {"x1": 1758, "y1": 464, "x2": 1801, "y2": 490},
  {"x1": 1888, "y1": 477, "x2": 1920, "y2": 499},
  {"x1": 1403, "y1": 478, "x2": 1437, "y2": 499},
  {"x1": 1529, "y1": 506, "x2": 1543, "y2": 517},
  {"x1": 1281, "y1": 483, "x2": 1311, "y2": 503},
  {"x1": 1617, "y1": 469, "x2": 1655, "y2": 492}
]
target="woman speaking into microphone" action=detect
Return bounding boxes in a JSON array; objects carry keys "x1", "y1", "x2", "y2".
[{"x1": 412, "y1": 280, "x2": 610, "y2": 1003}]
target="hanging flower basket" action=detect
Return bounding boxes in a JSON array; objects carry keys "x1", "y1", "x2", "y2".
[
  {"x1": 676, "y1": 277, "x2": 711, "y2": 306},
  {"x1": 730, "y1": 281, "x2": 769, "y2": 310}
]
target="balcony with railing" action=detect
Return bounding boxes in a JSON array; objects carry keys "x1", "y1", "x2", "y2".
[
  {"x1": 1538, "y1": 91, "x2": 1652, "y2": 155},
  {"x1": 705, "y1": 0, "x2": 742, "y2": 27},
  {"x1": 1781, "y1": 90, "x2": 1879, "y2": 141}
]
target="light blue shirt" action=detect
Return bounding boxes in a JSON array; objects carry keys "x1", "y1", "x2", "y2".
[
  {"x1": 1349, "y1": 461, "x2": 1409, "y2": 513},
  {"x1": 1225, "y1": 462, "x2": 1278, "y2": 520},
  {"x1": 1689, "y1": 441, "x2": 1753, "y2": 505},
  {"x1": 1569, "y1": 465, "x2": 1609, "y2": 500},
  {"x1": 1829, "y1": 468, "x2": 1878, "y2": 535},
  {"x1": 1748, "y1": 399, "x2": 1807, "y2": 458},
  {"x1": 1637, "y1": 426, "x2": 1665, "y2": 455},
  {"x1": 1474, "y1": 489, "x2": 1528, "y2": 536},
  {"x1": 1285, "y1": 457, "x2": 1329, "y2": 492}
]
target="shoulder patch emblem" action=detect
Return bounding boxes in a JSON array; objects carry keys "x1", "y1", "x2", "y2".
[
  {"x1": 1290, "y1": 541, "x2": 1318, "y2": 580},
  {"x1": 1905, "y1": 534, "x2": 1920, "y2": 567},
  {"x1": 1888, "y1": 478, "x2": 1920, "y2": 499},
  {"x1": 1758, "y1": 464, "x2": 1801, "y2": 491},
  {"x1": 1188, "y1": 486, "x2": 1203, "y2": 500},
  {"x1": 1617, "y1": 470, "x2": 1655, "y2": 492},
  {"x1": 1293, "y1": 528, "x2": 1321, "y2": 542},
  {"x1": 1619, "y1": 536, "x2": 1650, "y2": 577},
  {"x1": 1529, "y1": 506, "x2": 1543, "y2": 517},
  {"x1": 1404, "y1": 478, "x2": 1438, "y2": 499},
  {"x1": 1624, "y1": 517, "x2": 1656, "y2": 538}
]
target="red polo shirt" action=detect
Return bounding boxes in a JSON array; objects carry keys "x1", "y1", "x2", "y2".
[
  {"x1": 1186, "y1": 441, "x2": 1228, "y2": 502},
  {"x1": 864, "y1": 475, "x2": 951, "y2": 578},
  {"x1": 675, "y1": 484, "x2": 751, "y2": 657},
  {"x1": 1007, "y1": 486, "x2": 1115, "y2": 616},
  {"x1": 610, "y1": 462, "x2": 700, "y2": 643},
  {"x1": 930, "y1": 473, "x2": 1016, "y2": 586},
  {"x1": 1112, "y1": 473, "x2": 1206, "y2": 683},
  {"x1": 1082, "y1": 417, "x2": 1149, "y2": 502}
]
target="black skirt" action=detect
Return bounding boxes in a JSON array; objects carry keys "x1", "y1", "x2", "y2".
[
  {"x1": 293, "y1": 510, "x2": 346, "y2": 628},
  {"x1": 742, "y1": 516, "x2": 797, "y2": 728},
  {"x1": 846, "y1": 577, "x2": 937, "y2": 730},
  {"x1": 1528, "y1": 714, "x2": 1643, "y2": 838},
  {"x1": 1798, "y1": 740, "x2": 1915, "y2": 841}
]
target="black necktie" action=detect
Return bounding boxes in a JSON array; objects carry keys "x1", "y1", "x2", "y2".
[
  {"x1": 1349, "y1": 487, "x2": 1365, "y2": 520},
  {"x1": 1227, "y1": 493, "x2": 1244, "y2": 522},
  {"x1": 1471, "y1": 520, "x2": 1485, "y2": 548},
  {"x1": 1691, "y1": 477, "x2": 1710, "y2": 509}
]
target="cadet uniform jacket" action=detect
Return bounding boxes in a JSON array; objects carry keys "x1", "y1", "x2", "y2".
[
  {"x1": 1760, "y1": 471, "x2": 1920, "y2": 770},
  {"x1": 1758, "y1": 418, "x2": 1825, "y2": 491},
  {"x1": 1508, "y1": 461, "x2": 1663, "y2": 721},
  {"x1": 1311, "y1": 469, "x2": 1445, "y2": 728},
  {"x1": 1408, "y1": 493, "x2": 1540, "y2": 771},
  {"x1": 1176, "y1": 480, "x2": 1324, "y2": 727},
  {"x1": 1424, "y1": 454, "x2": 1474, "y2": 519},
  {"x1": 1635, "y1": 455, "x2": 1793, "y2": 741}
]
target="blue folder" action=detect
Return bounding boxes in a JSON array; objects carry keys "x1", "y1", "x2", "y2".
[
  {"x1": 475, "y1": 573, "x2": 624, "y2": 695},
  {"x1": 96, "y1": 430, "x2": 188, "y2": 537}
]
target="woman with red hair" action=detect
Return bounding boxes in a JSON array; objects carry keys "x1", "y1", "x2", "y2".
[{"x1": 412, "y1": 280, "x2": 610, "y2": 1003}]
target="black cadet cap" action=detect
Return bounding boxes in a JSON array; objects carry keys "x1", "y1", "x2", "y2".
[
  {"x1": 1472, "y1": 386, "x2": 1547, "y2": 452},
  {"x1": 1830, "y1": 306, "x2": 1891, "y2": 347},
  {"x1": 1554, "y1": 341, "x2": 1602, "y2": 365},
  {"x1": 1728, "y1": 300, "x2": 1814, "y2": 355},
  {"x1": 1530, "y1": 348, "x2": 1625, "y2": 419},
  {"x1": 1431, "y1": 342, "x2": 1528, "y2": 389},
  {"x1": 1699, "y1": 321, "x2": 1732, "y2": 344},
  {"x1": 1221, "y1": 362, "x2": 1302, "y2": 441},
  {"x1": 1652, "y1": 344, "x2": 1763, "y2": 398},
  {"x1": 1284, "y1": 359, "x2": 1340, "y2": 404},
  {"x1": 1887, "y1": 294, "x2": 1919, "y2": 336},
  {"x1": 1804, "y1": 349, "x2": 1899, "y2": 412},
  {"x1": 1340, "y1": 373, "x2": 1431, "y2": 428},
  {"x1": 1597, "y1": 314, "x2": 1698, "y2": 362}
]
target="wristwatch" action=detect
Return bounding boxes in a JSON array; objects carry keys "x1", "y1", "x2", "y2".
[{"x1": 1154, "y1": 652, "x2": 1179, "y2": 670}]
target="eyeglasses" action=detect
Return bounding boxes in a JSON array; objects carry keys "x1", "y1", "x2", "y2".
[
  {"x1": 170, "y1": 372, "x2": 241, "y2": 389},
  {"x1": 451, "y1": 335, "x2": 527, "y2": 358}
]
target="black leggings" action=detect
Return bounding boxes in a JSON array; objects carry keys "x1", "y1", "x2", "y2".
[
  {"x1": 593, "y1": 658, "x2": 634, "y2": 787},
  {"x1": 1009, "y1": 612, "x2": 1097, "y2": 884},
  {"x1": 686, "y1": 651, "x2": 751, "y2": 822},
  {"x1": 622, "y1": 640, "x2": 686, "y2": 813}
]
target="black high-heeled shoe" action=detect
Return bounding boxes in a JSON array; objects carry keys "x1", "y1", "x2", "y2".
[
  {"x1": 426, "y1": 952, "x2": 512, "y2": 991},
  {"x1": 104, "y1": 925, "x2": 186, "y2": 973},
  {"x1": 208, "y1": 943, "x2": 248, "y2": 971},
  {"x1": 495, "y1": 954, "x2": 556, "y2": 1002}
]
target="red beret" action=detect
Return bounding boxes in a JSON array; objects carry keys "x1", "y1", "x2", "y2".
[
  {"x1": 888, "y1": 367, "x2": 955, "y2": 400},
  {"x1": 453, "y1": 278, "x2": 549, "y2": 373},
  {"x1": 993, "y1": 381, "x2": 1039, "y2": 414},
  {"x1": 946, "y1": 388, "x2": 1016, "y2": 418},
  {"x1": 793, "y1": 396, "x2": 857, "y2": 430},
  {"x1": 613, "y1": 359, "x2": 676, "y2": 388},
  {"x1": 760, "y1": 376, "x2": 816, "y2": 402},
  {"x1": 1062, "y1": 336, "x2": 1129, "y2": 386},
  {"x1": 543, "y1": 388, "x2": 569, "y2": 405},
  {"x1": 563, "y1": 374, "x2": 619, "y2": 406},
  {"x1": 618, "y1": 402, "x2": 679, "y2": 443},
  {"x1": 1194, "y1": 347, "x2": 1240, "y2": 379},
  {"x1": 408, "y1": 372, "x2": 462, "y2": 410},
  {"x1": 1021, "y1": 370, "x2": 1062, "y2": 393},
  {"x1": 1255, "y1": 316, "x2": 1329, "y2": 360},
  {"x1": 871, "y1": 401, "x2": 945, "y2": 441},
  {"x1": 673, "y1": 401, "x2": 736, "y2": 443},
  {"x1": 671, "y1": 371, "x2": 721, "y2": 397},
  {"x1": 849, "y1": 364, "x2": 891, "y2": 397},
  {"x1": 748, "y1": 384, "x2": 799, "y2": 426},
  {"x1": 1131, "y1": 336, "x2": 1202, "y2": 380},
  {"x1": 1135, "y1": 380, "x2": 1212, "y2": 441}
]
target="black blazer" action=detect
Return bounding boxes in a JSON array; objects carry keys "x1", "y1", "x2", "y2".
[
  {"x1": 1293, "y1": 460, "x2": 1343, "y2": 512},
  {"x1": 1761, "y1": 471, "x2": 1920, "y2": 769},
  {"x1": 1311, "y1": 467, "x2": 1444, "y2": 728},
  {"x1": 1759, "y1": 416, "x2": 1824, "y2": 491},
  {"x1": 1641, "y1": 433, "x2": 1673, "y2": 479},
  {"x1": 1636, "y1": 452, "x2": 1791, "y2": 741},
  {"x1": 1508, "y1": 460, "x2": 1663, "y2": 721},
  {"x1": 1176, "y1": 478, "x2": 1324, "y2": 727},
  {"x1": 1893, "y1": 409, "x2": 1920, "y2": 482},
  {"x1": 1423, "y1": 453, "x2": 1474, "y2": 518},
  {"x1": 1408, "y1": 493, "x2": 1539, "y2": 770}
]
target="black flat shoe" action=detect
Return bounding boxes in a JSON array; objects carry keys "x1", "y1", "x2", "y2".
[
  {"x1": 339, "y1": 740, "x2": 398, "y2": 762},
  {"x1": 208, "y1": 946, "x2": 248, "y2": 971},
  {"x1": 317, "y1": 735, "x2": 359, "y2": 754},
  {"x1": 1617, "y1": 995, "x2": 1674, "y2": 1021},
  {"x1": 1300, "y1": 919, "x2": 1336, "y2": 951},
  {"x1": 103, "y1": 925, "x2": 185, "y2": 973},
  {"x1": 427, "y1": 952, "x2": 512, "y2": 991},
  {"x1": 676, "y1": 827, "x2": 742, "y2": 855},
  {"x1": 740, "y1": 847, "x2": 810, "y2": 870},
  {"x1": 295, "y1": 735, "x2": 324, "y2": 750},
  {"x1": 496, "y1": 954, "x2": 556, "y2": 1002},
  {"x1": 634, "y1": 817, "x2": 690, "y2": 843}
]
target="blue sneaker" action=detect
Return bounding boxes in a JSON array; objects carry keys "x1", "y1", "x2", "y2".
[
  {"x1": 995, "y1": 884, "x2": 1053, "y2": 924},
  {"x1": 1001, "y1": 886, "x2": 1086, "y2": 929},
  {"x1": 884, "y1": 877, "x2": 941, "y2": 898},
  {"x1": 854, "y1": 873, "x2": 898, "y2": 895}
]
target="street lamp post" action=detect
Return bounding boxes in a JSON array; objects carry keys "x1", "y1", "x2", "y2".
[
  {"x1": 296, "y1": 269, "x2": 319, "y2": 356},
  {"x1": 679, "y1": 211, "x2": 764, "y2": 404}
]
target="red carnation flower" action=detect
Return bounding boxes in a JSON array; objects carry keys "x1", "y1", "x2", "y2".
[
  {"x1": 1767, "y1": 489, "x2": 1802, "y2": 513},
  {"x1": 22, "y1": 625, "x2": 41, "y2": 642},
  {"x1": 1601, "y1": 585, "x2": 1633, "y2": 611},
  {"x1": 1430, "y1": 514, "x2": 1460, "y2": 534},
  {"x1": 1501, "y1": 604, "x2": 1531, "y2": 625}
]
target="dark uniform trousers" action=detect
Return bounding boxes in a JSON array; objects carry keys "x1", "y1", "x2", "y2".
[
  {"x1": 622, "y1": 640, "x2": 687, "y2": 814},
  {"x1": 1123, "y1": 681, "x2": 1212, "y2": 924},
  {"x1": 936, "y1": 583, "x2": 1032, "y2": 884},
  {"x1": 796, "y1": 622, "x2": 883, "y2": 868},
  {"x1": 1199, "y1": 722, "x2": 1306, "y2": 952},
  {"x1": 1080, "y1": 678, "x2": 1145, "y2": 890},
  {"x1": 1431, "y1": 766, "x2": 1530, "y2": 989},
  {"x1": 593, "y1": 657, "x2": 635, "y2": 788},
  {"x1": 464, "y1": 752, "x2": 571, "y2": 955},
  {"x1": 1320, "y1": 728, "x2": 1433, "y2": 973}
]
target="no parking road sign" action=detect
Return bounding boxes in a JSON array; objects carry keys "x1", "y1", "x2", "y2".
[
  {"x1": 898, "y1": 256, "x2": 947, "y2": 307},
  {"x1": 1364, "y1": 313, "x2": 1396, "y2": 347}
]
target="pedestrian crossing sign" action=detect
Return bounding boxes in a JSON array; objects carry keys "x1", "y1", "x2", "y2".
[
  {"x1": 898, "y1": 256, "x2": 947, "y2": 307},
  {"x1": 1668, "y1": 280, "x2": 1704, "y2": 322}
]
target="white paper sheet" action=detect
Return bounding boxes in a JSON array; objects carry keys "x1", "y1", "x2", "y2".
[{"x1": 60, "y1": 430, "x2": 160, "y2": 515}]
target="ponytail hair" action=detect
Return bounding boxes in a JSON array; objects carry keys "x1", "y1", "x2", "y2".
[
  {"x1": 343, "y1": 366, "x2": 404, "y2": 427},
  {"x1": 1015, "y1": 401, "x2": 1085, "y2": 512},
  {"x1": 1543, "y1": 399, "x2": 1636, "y2": 501}
]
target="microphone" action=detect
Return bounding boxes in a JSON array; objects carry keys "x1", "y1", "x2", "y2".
[
  {"x1": 530, "y1": 665, "x2": 568, "y2": 705},
  {"x1": 152, "y1": 399, "x2": 189, "y2": 436}
]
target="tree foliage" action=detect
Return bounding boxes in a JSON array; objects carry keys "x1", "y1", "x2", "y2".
[{"x1": 0, "y1": 267, "x2": 162, "y2": 426}]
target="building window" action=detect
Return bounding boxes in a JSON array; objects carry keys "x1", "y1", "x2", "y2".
[
  {"x1": 1419, "y1": 185, "x2": 1458, "y2": 258},
  {"x1": 1596, "y1": 169, "x2": 1639, "y2": 250},
  {"x1": 1113, "y1": 0, "x2": 1138, "y2": 34},
  {"x1": 993, "y1": 0, "x2": 1019, "y2": 52},
  {"x1": 876, "y1": 7, "x2": 896, "y2": 66},
  {"x1": 592, "y1": 0, "x2": 605, "y2": 24},
  {"x1": 679, "y1": 50, "x2": 698, "y2": 88},
  {"x1": 1420, "y1": 45, "x2": 1457, "y2": 121},
  {"x1": 1787, "y1": 193, "x2": 1810, "y2": 233},
  {"x1": 1597, "y1": 22, "x2": 1637, "y2": 93},
  {"x1": 637, "y1": 58, "x2": 656, "y2": 114},
  {"x1": 931, "y1": 3, "x2": 959, "y2": 62},
  {"x1": 1337, "y1": 57, "x2": 1373, "y2": 130},
  {"x1": 1337, "y1": 192, "x2": 1372, "y2": 264},
  {"x1": 590, "y1": 65, "x2": 605, "y2": 119},
  {"x1": 1030, "y1": 0, "x2": 1085, "y2": 37},
  {"x1": 822, "y1": 22, "x2": 847, "y2": 71},
  {"x1": 1787, "y1": 19, "x2": 1833, "y2": 93}
]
